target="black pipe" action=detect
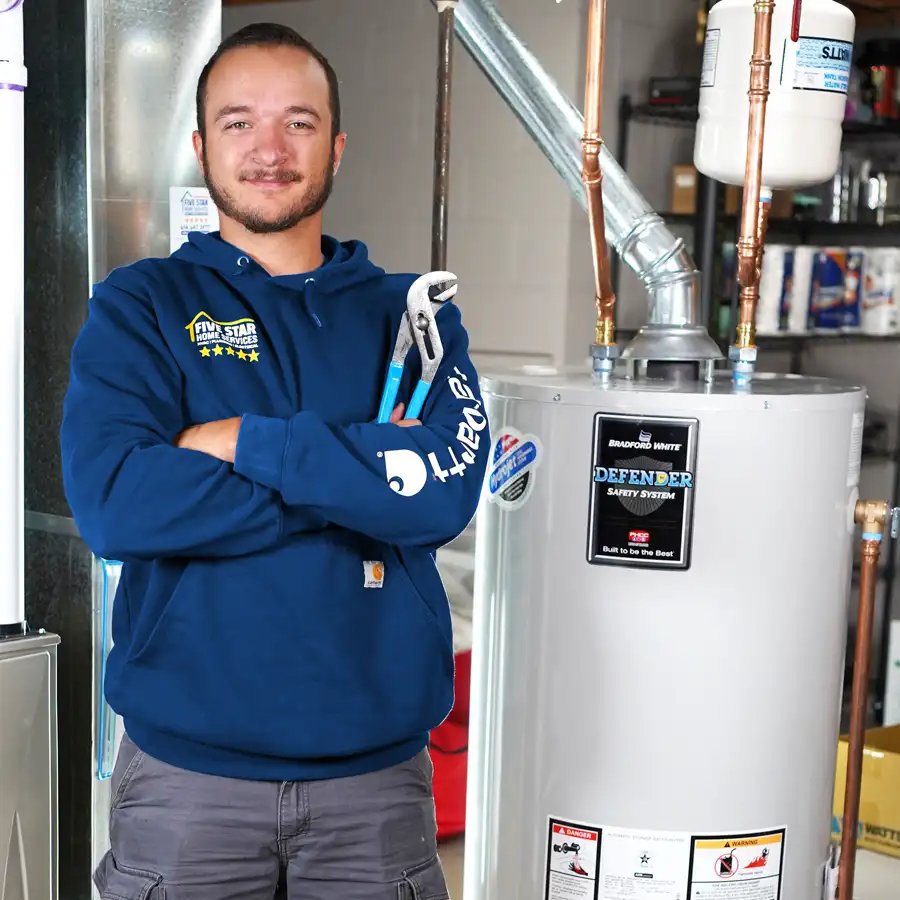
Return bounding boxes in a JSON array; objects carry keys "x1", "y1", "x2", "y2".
[
  {"x1": 432, "y1": 2, "x2": 456, "y2": 271},
  {"x1": 694, "y1": 173, "x2": 718, "y2": 333}
]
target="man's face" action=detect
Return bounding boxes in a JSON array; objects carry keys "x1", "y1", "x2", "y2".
[{"x1": 194, "y1": 45, "x2": 345, "y2": 235}]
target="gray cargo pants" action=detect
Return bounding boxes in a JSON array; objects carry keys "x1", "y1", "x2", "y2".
[{"x1": 93, "y1": 734, "x2": 451, "y2": 900}]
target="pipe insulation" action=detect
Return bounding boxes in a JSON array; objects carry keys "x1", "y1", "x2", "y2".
[
  {"x1": 427, "y1": 0, "x2": 703, "y2": 331},
  {"x1": 0, "y1": 0, "x2": 25, "y2": 634}
]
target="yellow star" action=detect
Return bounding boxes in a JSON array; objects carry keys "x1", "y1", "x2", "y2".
[
  {"x1": 226, "y1": 347, "x2": 235, "y2": 356},
  {"x1": 248, "y1": 350, "x2": 259, "y2": 362},
  {"x1": 237, "y1": 350, "x2": 247, "y2": 360},
  {"x1": 200, "y1": 346, "x2": 211, "y2": 357},
  {"x1": 213, "y1": 344, "x2": 223, "y2": 356}
]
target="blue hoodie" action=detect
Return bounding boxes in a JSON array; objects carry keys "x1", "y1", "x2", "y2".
[{"x1": 60, "y1": 232, "x2": 490, "y2": 781}]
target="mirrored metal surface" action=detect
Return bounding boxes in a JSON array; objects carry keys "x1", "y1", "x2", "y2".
[
  {"x1": 25, "y1": 3, "x2": 221, "y2": 898},
  {"x1": 86, "y1": 0, "x2": 220, "y2": 280},
  {"x1": 0, "y1": 634, "x2": 61, "y2": 900}
]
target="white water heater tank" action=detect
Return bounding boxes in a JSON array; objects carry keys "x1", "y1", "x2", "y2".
[
  {"x1": 694, "y1": 0, "x2": 855, "y2": 189},
  {"x1": 465, "y1": 369, "x2": 864, "y2": 900}
]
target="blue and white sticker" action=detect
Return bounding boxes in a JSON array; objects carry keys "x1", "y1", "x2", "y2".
[
  {"x1": 488, "y1": 426, "x2": 543, "y2": 511},
  {"x1": 788, "y1": 36, "x2": 852, "y2": 94}
]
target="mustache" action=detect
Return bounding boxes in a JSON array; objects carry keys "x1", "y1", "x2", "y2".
[{"x1": 239, "y1": 170, "x2": 302, "y2": 183}]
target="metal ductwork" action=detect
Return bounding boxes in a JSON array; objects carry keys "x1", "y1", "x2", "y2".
[
  {"x1": 21, "y1": 1, "x2": 222, "y2": 896},
  {"x1": 428, "y1": 0, "x2": 722, "y2": 366}
]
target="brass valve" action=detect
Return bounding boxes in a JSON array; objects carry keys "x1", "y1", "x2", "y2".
[{"x1": 853, "y1": 499, "x2": 889, "y2": 537}]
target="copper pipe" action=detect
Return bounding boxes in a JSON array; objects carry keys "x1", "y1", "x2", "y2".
[
  {"x1": 735, "y1": 195, "x2": 771, "y2": 349},
  {"x1": 839, "y1": 500, "x2": 889, "y2": 900},
  {"x1": 734, "y1": 0, "x2": 775, "y2": 350},
  {"x1": 583, "y1": 0, "x2": 616, "y2": 347}
]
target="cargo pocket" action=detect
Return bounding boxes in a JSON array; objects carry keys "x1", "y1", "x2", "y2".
[
  {"x1": 399, "y1": 853, "x2": 450, "y2": 900},
  {"x1": 93, "y1": 849, "x2": 163, "y2": 900}
]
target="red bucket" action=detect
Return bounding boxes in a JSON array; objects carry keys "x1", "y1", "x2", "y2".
[{"x1": 430, "y1": 649, "x2": 471, "y2": 840}]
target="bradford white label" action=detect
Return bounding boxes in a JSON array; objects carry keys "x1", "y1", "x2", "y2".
[{"x1": 586, "y1": 413, "x2": 699, "y2": 570}]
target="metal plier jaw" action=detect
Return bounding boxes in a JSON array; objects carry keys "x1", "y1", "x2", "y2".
[{"x1": 377, "y1": 271, "x2": 458, "y2": 423}]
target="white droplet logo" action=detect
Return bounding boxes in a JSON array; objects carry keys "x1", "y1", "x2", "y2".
[{"x1": 382, "y1": 449, "x2": 428, "y2": 497}]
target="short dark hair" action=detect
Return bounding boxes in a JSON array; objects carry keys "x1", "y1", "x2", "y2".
[{"x1": 195, "y1": 23, "x2": 341, "y2": 142}]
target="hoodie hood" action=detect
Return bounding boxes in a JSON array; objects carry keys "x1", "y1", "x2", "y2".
[{"x1": 172, "y1": 231, "x2": 386, "y2": 295}]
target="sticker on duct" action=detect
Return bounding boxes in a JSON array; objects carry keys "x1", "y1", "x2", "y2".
[
  {"x1": 487, "y1": 427, "x2": 543, "y2": 511},
  {"x1": 586, "y1": 413, "x2": 698, "y2": 570},
  {"x1": 169, "y1": 186, "x2": 219, "y2": 254}
]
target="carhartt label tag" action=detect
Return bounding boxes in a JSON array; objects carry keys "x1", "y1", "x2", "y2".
[{"x1": 364, "y1": 561, "x2": 385, "y2": 588}]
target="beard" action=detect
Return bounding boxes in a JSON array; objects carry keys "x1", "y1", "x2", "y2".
[{"x1": 202, "y1": 146, "x2": 335, "y2": 235}]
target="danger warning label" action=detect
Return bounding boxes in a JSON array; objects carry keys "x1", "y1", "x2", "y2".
[
  {"x1": 688, "y1": 829, "x2": 785, "y2": 899},
  {"x1": 545, "y1": 819, "x2": 601, "y2": 900}
]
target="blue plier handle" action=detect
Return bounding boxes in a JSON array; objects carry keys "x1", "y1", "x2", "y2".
[{"x1": 377, "y1": 271, "x2": 458, "y2": 423}]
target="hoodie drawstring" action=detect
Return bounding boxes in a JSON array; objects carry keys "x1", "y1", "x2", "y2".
[
  {"x1": 305, "y1": 277, "x2": 323, "y2": 328},
  {"x1": 232, "y1": 255, "x2": 323, "y2": 327}
]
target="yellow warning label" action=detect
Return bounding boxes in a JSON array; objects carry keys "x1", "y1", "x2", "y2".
[
  {"x1": 694, "y1": 832, "x2": 783, "y2": 851},
  {"x1": 689, "y1": 829, "x2": 785, "y2": 898}
]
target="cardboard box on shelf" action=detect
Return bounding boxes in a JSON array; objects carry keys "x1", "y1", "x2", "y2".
[
  {"x1": 669, "y1": 166, "x2": 794, "y2": 219},
  {"x1": 832, "y1": 725, "x2": 900, "y2": 860},
  {"x1": 724, "y1": 185, "x2": 795, "y2": 219},
  {"x1": 671, "y1": 165, "x2": 697, "y2": 215}
]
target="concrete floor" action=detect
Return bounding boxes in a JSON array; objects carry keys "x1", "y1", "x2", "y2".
[
  {"x1": 439, "y1": 837, "x2": 900, "y2": 899},
  {"x1": 439, "y1": 837, "x2": 465, "y2": 897}
]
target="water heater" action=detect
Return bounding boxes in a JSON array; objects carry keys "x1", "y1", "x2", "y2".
[
  {"x1": 694, "y1": 0, "x2": 855, "y2": 188},
  {"x1": 447, "y1": 1, "x2": 881, "y2": 899},
  {"x1": 465, "y1": 370, "x2": 864, "y2": 900}
]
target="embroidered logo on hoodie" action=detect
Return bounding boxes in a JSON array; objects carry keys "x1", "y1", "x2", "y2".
[{"x1": 185, "y1": 311, "x2": 260, "y2": 361}]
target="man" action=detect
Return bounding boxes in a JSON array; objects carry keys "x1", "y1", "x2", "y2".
[{"x1": 60, "y1": 22, "x2": 489, "y2": 900}]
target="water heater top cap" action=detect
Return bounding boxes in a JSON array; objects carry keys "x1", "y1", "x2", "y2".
[{"x1": 480, "y1": 367, "x2": 864, "y2": 409}]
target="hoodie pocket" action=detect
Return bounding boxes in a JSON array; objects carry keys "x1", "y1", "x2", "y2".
[
  {"x1": 111, "y1": 532, "x2": 456, "y2": 760},
  {"x1": 121, "y1": 561, "x2": 187, "y2": 666},
  {"x1": 391, "y1": 547, "x2": 453, "y2": 651}
]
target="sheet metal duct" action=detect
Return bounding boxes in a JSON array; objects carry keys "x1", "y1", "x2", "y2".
[
  {"x1": 428, "y1": 0, "x2": 722, "y2": 364},
  {"x1": 23, "y1": 1, "x2": 221, "y2": 896}
]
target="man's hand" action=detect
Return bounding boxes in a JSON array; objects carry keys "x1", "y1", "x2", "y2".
[
  {"x1": 389, "y1": 403, "x2": 421, "y2": 428},
  {"x1": 175, "y1": 417, "x2": 241, "y2": 463}
]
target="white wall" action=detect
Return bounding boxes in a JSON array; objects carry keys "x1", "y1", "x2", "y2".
[{"x1": 222, "y1": 0, "x2": 701, "y2": 369}]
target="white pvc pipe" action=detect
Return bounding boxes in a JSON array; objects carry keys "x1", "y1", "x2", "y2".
[{"x1": 0, "y1": 0, "x2": 25, "y2": 633}]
